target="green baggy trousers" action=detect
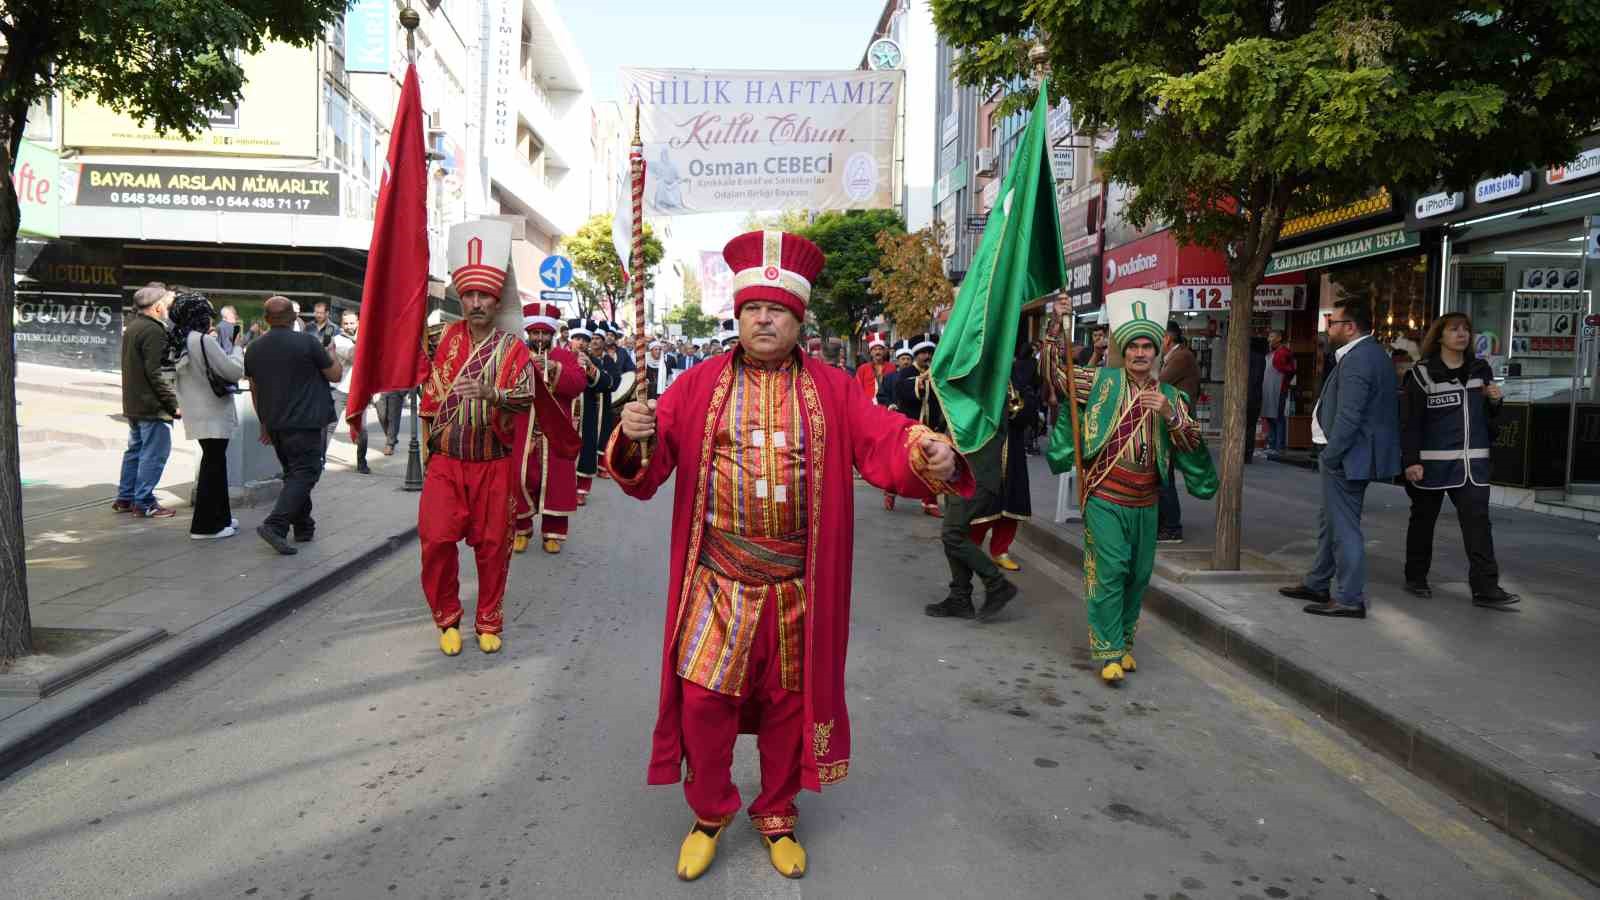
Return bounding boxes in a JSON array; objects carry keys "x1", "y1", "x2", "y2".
[{"x1": 1083, "y1": 495, "x2": 1157, "y2": 661}]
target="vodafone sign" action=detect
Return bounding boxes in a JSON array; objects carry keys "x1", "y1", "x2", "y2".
[
  {"x1": 1104, "y1": 251, "x2": 1160, "y2": 287},
  {"x1": 1102, "y1": 231, "x2": 1179, "y2": 290}
]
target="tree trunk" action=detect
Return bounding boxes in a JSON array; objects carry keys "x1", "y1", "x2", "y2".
[
  {"x1": 0, "y1": 153, "x2": 33, "y2": 662},
  {"x1": 1211, "y1": 274, "x2": 1255, "y2": 571}
]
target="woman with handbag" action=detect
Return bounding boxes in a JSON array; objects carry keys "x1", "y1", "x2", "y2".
[{"x1": 169, "y1": 291, "x2": 246, "y2": 539}]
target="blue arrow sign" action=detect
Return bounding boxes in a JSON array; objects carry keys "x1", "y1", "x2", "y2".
[{"x1": 539, "y1": 255, "x2": 573, "y2": 289}]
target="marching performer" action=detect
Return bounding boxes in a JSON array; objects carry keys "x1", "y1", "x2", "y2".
[
  {"x1": 891, "y1": 334, "x2": 947, "y2": 518},
  {"x1": 716, "y1": 318, "x2": 739, "y2": 353},
  {"x1": 607, "y1": 230, "x2": 972, "y2": 881},
  {"x1": 513, "y1": 302, "x2": 586, "y2": 554},
  {"x1": 1046, "y1": 289, "x2": 1218, "y2": 683},
  {"x1": 570, "y1": 318, "x2": 612, "y2": 505},
  {"x1": 853, "y1": 331, "x2": 896, "y2": 401},
  {"x1": 418, "y1": 223, "x2": 532, "y2": 656}
]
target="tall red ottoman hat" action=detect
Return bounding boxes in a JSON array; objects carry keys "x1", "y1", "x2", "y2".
[
  {"x1": 723, "y1": 230, "x2": 826, "y2": 320},
  {"x1": 522, "y1": 301, "x2": 561, "y2": 333}
]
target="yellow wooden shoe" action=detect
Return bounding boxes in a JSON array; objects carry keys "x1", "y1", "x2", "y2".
[
  {"x1": 438, "y1": 627, "x2": 462, "y2": 656},
  {"x1": 763, "y1": 834, "x2": 807, "y2": 878},
  {"x1": 676, "y1": 824, "x2": 724, "y2": 881},
  {"x1": 478, "y1": 632, "x2": 502, "y2": 654},
  {"x1": 993, "y1": 553, "x2": 1021, "y2": 572},
  {"x1": 543, "y1": 539, "x2": 561, "y2": 554},
  {"x1": 1099, "y1": 660, "x2": 1125, "y2": 684},
  {"x1": 512, "y1": 534, "x2": 530, "y2": 554},
  {"x1": 1119, "y1": 652, "x2": 1137, "y2": 672}
]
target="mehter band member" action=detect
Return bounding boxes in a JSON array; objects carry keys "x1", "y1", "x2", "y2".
[
  {"x1": 607, "y1": 230, "x2": 972, "y2": 881},
  {"x1": 418, "y1": 222, "x2": 532, "y2": 656},
  {"x1": 569, "y1": 318, "x2": 611, "y2": 505},
  {"x1": 1047, "y1": 289, "x2": 1217, "y2": 684},
  {"x1": 513, "y1": 302, "x2": 586, "y2": 554}
]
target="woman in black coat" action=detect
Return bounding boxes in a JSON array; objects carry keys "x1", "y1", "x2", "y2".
[{"x1": 1400, "y1": 313, "x2": 1518, "y2": 608}]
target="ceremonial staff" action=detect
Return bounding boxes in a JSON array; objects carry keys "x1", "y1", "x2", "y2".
[
  {"x1": 628, "y1": 104, "x2": 652, "y2": 463},
  {"x1": 1046, "y1": 292, "x2": 1086, "y2": 507}
]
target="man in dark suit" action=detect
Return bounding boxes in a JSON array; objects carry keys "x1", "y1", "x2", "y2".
[{"x1": 1280, "y1": 298, "x2": 1400, "y2": 618}]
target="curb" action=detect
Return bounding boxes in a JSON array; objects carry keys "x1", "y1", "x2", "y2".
[
  {"x1": 1017, "y1": 518, "x2": 1600, "y2": 887},
  {"x1": 0, "y1": 526, "x2": 419, "y2": 778},
  {"x1": 16, "y1": 380, "x2": 123, "y2": 404}
]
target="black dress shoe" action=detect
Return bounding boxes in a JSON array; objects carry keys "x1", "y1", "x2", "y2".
[
  {"x1": 293, "y1": 529, "x2": 315, "y2": 543},
  {"x1": 1279, "y1": 584, "x2": 1331, "y2": 602},
  {"x1": 356, "y1": 462, "x2": 372, "y2": 475},
  {"x1": 1403, "y1": 581, "x2": 1433, "y2": 599},
  {"x1": 1473, "y1": 590, "x2": 1521, "y2": 609},
  {"x1": 257, "y1": 525, "x2": 298, "y2": 556},
  {"x1": 977, "y1": 581, "x2": 1018, "y2": 622},
  {"x1": 1303, "y1": 600, "x2": 1367, "y2": 618},
  {"x1": 925, "y1": 598, "x2": 976, "y2": 619}
]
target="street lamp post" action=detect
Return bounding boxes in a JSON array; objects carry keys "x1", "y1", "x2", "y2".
[{"x1": 401, "y1": 5, "x2": 426, "y2": 493}]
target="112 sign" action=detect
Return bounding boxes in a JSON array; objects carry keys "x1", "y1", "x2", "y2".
[{"x1": 1175, "y1": 286, "x2": 1231, "y2": 310}]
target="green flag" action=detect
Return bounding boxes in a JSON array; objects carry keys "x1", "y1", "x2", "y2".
[{"x1": 930, "y1": 84, "x2": 1065, "y2": 454}]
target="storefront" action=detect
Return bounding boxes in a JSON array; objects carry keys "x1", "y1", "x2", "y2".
[
  {"x1": 1412, "y1": 142, "x2": 1600, "y2": 499},
  {"x1": 1263, "y1": 223, "x2": 1427, "y2": 448}
]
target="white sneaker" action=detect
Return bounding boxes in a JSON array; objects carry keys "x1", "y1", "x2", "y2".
[
  {"x1": 230, "y1": 518, "x2": 239, "y2": 530},
  {"x1": 191, "y1": 526, "x2": 238, "y2": 540}
]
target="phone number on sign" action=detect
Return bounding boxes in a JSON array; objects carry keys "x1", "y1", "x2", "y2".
[{"x1": 104, "y1": 192, "x2": 319, "y2": 212}]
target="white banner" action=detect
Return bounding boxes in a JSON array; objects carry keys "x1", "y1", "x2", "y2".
[
  {"x1": 486, "y1": 0, "x2": 518, "y2": 154},
  {"x1": 621, "y1": 68, "x2": 902, "y2": 216}
]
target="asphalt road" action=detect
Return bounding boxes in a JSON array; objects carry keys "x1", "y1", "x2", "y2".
[{"x1": 1, "y1": 477, "x2": 1593, "y2": 899}]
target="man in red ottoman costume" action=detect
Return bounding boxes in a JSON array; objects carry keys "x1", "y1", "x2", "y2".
[
  {"x1": 512, "y1": 301, "x2": 587, "y2": 555},
  {"x1": 608, "y1": 230, "x2": 973, "y2": 881}
]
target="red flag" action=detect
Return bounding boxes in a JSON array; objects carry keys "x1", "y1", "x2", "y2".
[{"x1": 346, "y1": 64, "x2": 430, "y2": 433}]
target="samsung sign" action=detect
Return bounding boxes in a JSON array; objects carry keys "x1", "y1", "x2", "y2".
[
  {"x1": 1474, "y1": 172, "x2": 1532, "y2": 204},
  {"x1": 1414, "y1": 191, "x2": 1464, "y2": 219}
]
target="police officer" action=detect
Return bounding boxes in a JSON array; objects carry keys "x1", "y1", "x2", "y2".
[{"x1": 1400, "y1": 313, "x2": 1518, "y2": 608}]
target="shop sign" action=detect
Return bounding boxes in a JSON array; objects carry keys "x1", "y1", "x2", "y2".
[
  {"x1": 14, "y1": 139, "x2": 59, "y2": 238},
  {"x1": 979, "y1": 176, "x2": 999, "y2": 212},
  {"x1": 965, "y1": 215, "x2": 987, "y2": 233},
  {"x1": 13, "y1": 289, "x2": 123, "y2": 370},
  {"x1": 934, "y1": 160, "x2": 967, "y2": 205},
  {"x1": 1265, "y1": 226, "x2": 1419, "y2": 276},
  {"x1": 1546, "y1": 147, "x2": 1600, "y2": 186},
  {"x1": 68, "y1": 163, "x2": 340, "y2": 215},
  {"x1": 343, "y1": 0, "x2": 392, "y2": 74},
  {"x1": 942, "y1": 111, "x2": 959, "y2": 146},
  {"x1": 1050, "y1": 146, "x2": 1074, "y2": 181},
  {"x1": 1414, "y1": 191, "x2": 1464, "y2": 219},
  {"x1": 1104, "y1": 249, "x2": 1161, "y2": 288},
  {"x1": 1171, "y1": 283, "x2": 1306, "y2": 312},
  {"x1": 1473, "y1": 172, "x2": 1532, "y2": 204},
  {"x1": 1063, "y1": 253, "x2": 1099, "y2": 308},
  {"x1": 1587, "y1": 225, "x2": 1600, "y2": 259}
]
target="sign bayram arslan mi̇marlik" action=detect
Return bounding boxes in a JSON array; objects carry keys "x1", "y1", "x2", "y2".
[{"x1": 621, "y1": 68, "x2": 902, "y2": 216}]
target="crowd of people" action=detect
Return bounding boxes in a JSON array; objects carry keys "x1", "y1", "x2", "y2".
[{"x1": 106, "y1": 222, "x2": 1523, "y2": 883}]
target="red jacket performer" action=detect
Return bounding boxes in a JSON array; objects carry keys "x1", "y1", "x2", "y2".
[
  {"x1": 418, "y1": 222, "x2": 533, "y2": 657},
  {"x1": 608, "y1": 230, "x2": 974, "y2": 882},
  {"x1": 852, "y1": 331, "x2": 896, "y2": 399},
  {"x1": 512, "y1": 301, "x2": 586, "y2": 555}
]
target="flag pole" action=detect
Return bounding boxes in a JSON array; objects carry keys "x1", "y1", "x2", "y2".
[
  {"x1": 400, "y1": 5, "x2": 426, "y2": 491},
  {"x1": 628, "y1": 104, "x2": 652, "y2": 462}
]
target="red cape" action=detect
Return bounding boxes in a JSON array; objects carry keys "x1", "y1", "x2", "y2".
[
  {"x1": 606, "y1": 350, "x2": 974, "y2": 792},
  {"x1": 513, "y1": 345, "x2": 587, "y2": 516},
  {"x1": 854, "y1": 360, "x2": 896, "y2": 400}
]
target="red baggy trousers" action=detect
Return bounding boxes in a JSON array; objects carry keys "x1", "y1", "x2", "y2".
[
  {"x1": 970, "y1": 517, "x2": 1018, "y2": 557},
  {"x1": 419, "y1": 454, "x2": 514, "y2": 635},
  {"x1": 680, "y1": 595, "x2": 804, "y2": 836}
]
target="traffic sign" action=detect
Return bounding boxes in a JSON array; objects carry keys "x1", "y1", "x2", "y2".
[
  {"x1": 539, "y1": 255, "x2": 574, "y2": 289},
  {"x1": 539, "y1": 289, "x2": 574, "y2": 302}
]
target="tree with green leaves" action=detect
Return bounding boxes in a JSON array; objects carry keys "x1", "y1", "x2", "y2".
[
  {"x1": 800, "y1": 209, "x2": 904, "y2": 344},
  {"x1": 664, "y1": 265, "x2": 718, "y2": 337},
  {"x1": 562, "y1": 213, "x2": 663, "y2": 327},
  {"x1": 933, "y1": 0, "x2": 1600, "y2": 569},
  {"x1": 0, "y1": 0, "x2": 347, "y2": 662},
  {"x1": 741, "y1": 208, "x2": 813, "y2": 234}
]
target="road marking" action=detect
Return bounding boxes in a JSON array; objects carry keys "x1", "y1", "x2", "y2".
[{"x1": 1016, "y1": 535, "x2": 1586, "y2": 900}]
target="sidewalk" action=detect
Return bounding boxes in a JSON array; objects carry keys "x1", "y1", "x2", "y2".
[
  {"x1": 2, "y1": 371, "x2": 422, "y2": 772},
  {"x1": 1014, "y1": 450, "x2": 1600, "y2": 884}
]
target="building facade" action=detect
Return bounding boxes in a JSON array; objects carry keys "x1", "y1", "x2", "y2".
[{"x1": 14, "y1": 0, "x2": 590, "y2": 371}]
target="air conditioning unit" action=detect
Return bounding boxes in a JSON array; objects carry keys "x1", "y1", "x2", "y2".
[
  {"x1": 974, "y1": 148, "x2": 996, "y2": 176},
  {"x1": 426, "y1": 111, "x2": 446, "y2": 134}
]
